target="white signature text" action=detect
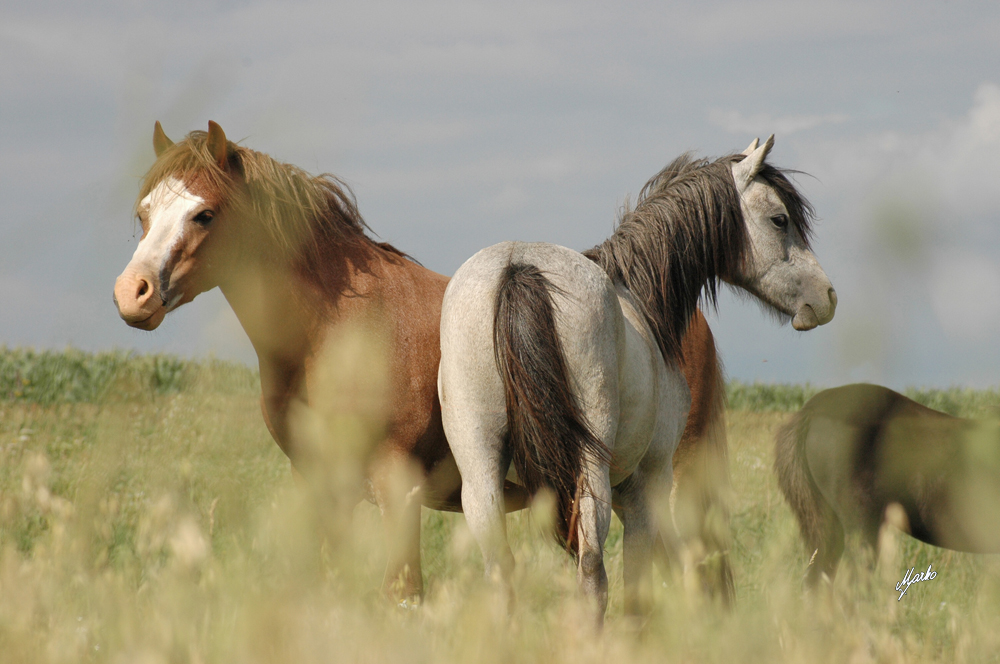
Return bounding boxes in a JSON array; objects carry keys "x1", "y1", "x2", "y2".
[{"x1": 896, "y1": 564, "x2": 937, "y2": 600}]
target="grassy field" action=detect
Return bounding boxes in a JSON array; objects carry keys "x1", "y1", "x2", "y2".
[{"x1": 2, "y1": 348, "x2": 1000, "y2": 663}]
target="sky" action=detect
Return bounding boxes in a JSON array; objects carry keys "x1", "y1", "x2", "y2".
[{"x1": 2, "y1": 0, "x2": 1000, "y2": 389}]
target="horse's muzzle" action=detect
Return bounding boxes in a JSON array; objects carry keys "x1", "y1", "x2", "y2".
[
  {"x1": 114, "y1": 269, "x2": 167, "y2": 330},
  {"x1": 792, "y1": 287, "x2": 837, "y2": 331}
]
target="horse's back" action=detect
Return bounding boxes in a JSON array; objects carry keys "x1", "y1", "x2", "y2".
[
  {"x1": 792, "y1": 383, "x2": 1000, "y2": 553},
  {"x1": 440, "y1": 240, "x2": 694, "y2": 485},
  {"x1": 798, "y1": 384, "x2": 956, "y2": 477}
]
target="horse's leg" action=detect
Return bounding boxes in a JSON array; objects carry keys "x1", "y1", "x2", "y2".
[
  {"x1": 463, "y1": 444, "x2": 515, "y2": 582},
  {"x1": 805, "y1": 505, "x2": 845, "y2": 587},
  {"x1": 576, "y1": 458, "x2": 613, "y2": 623},
  {"x1": 652, "y1": 530, "x2": 678, "y2": 576},
  {"x1": 440, "y1": 386, "x2": 514, "y2": 600},
  {"x1": 371, "y1": 454, "x2": 424, "y2": 602},
  {"x1": 612, "y1": 472, "x2": 656, "y2": 617},
  {"x1": 455, "y1": 424, "x2": 515, "y2": 606}
]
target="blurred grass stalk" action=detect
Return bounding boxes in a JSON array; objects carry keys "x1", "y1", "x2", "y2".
[{"x1": 285, "y1": 320, "x2": 392, "y2": 585}]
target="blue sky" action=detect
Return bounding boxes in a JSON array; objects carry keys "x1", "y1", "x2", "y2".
[{"x1": 2, "y1": 1, "x2": 999, "y2": 389}]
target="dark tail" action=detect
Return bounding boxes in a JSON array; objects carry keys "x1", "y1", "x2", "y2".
[
  {"x1": 493, "y1": 262, "x2": 611, "y2": 552},
  {"x1": 774, "y1": 408, "x2": 843, "y2": 585}
]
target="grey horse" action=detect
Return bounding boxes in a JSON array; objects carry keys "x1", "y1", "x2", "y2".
[{"x1": 438, "y1": 136, "x2": 837, "y2": 620}]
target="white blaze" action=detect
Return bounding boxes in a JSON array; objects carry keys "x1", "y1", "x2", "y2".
[{"x1": 130, "y1": 177, "x2": 204, "y2": 276}]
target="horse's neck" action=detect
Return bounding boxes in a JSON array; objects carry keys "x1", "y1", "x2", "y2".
[
  {"x1": 219, "y1": 263, "x2": 311, "y2": 366},
  {"x1": 224, "y1": 250, "x2": 380, "y2": 351},
  {"x1": 592, "y1": 220, "x2": 710, "y2": 363}
]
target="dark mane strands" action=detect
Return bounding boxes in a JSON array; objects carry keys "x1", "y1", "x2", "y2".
[
  {"x1": 583, "y1": 153, "x2": 814, "y2": 364},
  {"x1": 136, "y1": 130, "x2": 407, "y2": 267}
]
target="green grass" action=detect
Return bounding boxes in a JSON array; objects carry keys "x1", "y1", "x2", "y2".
[
  {"x1": 6, "y1": 346, "x2": 1000, "y2": 417},
  {"x1": 728, "y1": 378, "x2": 1000, "y2": 418},
  {"x1": 0, "y1": 346, "x2": 259, "y2": 403},
  {"x1": 2, "y1": 347, "x2": 1000, "y2": 663},
  {"x1": 726, "y1": 380, "x2": 824, "y2": 412}
]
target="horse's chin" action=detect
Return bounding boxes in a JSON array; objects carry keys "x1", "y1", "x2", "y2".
[
  {"x1": 122, "y1": 306, "x2": 167, "y2": 331},
  {"x1": 791, "y1": 305, "x2": 819, "y2": 331}
]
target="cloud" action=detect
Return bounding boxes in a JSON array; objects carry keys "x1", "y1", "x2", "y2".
[
  {"x1": 806, "y1": 82, "x2": 1000, "y2": 222},
  {"x1": 708, "y1": 108, "x2": 849, "y2": 136},
  {"x1": 914, "y1": 83, "x2": 1000, "y2": 341}
]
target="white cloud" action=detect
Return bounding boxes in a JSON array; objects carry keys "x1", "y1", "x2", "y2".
[
  {"x1": 808, "y1": 82, "x2": 1000, "y2": 221},
  {"x1": 792, "y1": 82, "x2": 1000, "y2": 228}
]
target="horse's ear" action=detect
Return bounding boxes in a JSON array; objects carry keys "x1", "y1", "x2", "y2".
[
  {"x1": 741, "y1": 138, "x2": 759, "y2": 156},
  {"x1": 153, "y1": 121, "x2": 174, "y2": 157},
  {"x1": 206, "y1": 120, "x2": 228, "y2": 168},
  {"x1": 733, "y1": 134, "x2": 775, "y2": 192}
]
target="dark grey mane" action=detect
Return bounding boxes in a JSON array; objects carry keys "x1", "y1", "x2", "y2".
[{"x1": 583, "y1": 153, "x2": 814, "y2": 364}]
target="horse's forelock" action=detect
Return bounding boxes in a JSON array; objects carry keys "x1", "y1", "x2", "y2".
[
  {"x1": 133, "y1": 131, "x2": 405, "y2": 265},
  {"x1": 755, "y1": 163, "x2": 815, "y2": 249},
  {"x1": 134, "y1": 130, "x2": 236, "y2": 215},
  {"x1": 723, "y1": 153, "x2": 815, "y2": 250}
]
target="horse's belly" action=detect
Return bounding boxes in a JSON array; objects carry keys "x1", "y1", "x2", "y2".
[
  {"x1": 610, "y1": 415, "x2": 655, "y2": 485},
  {"x1": 608, "y1": 291, "x2": 690, "y2": 485},
  {"x1": 608, "y1": 316, "x2": 664, "y2": 485}
]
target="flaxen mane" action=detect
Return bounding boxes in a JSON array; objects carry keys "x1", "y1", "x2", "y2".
[
  {"x1": 584, "y1": 153, "x2": 814, "y2": 364},
  {"x1": 136, "y1": 131, "x2": 406, "y2": 267}
]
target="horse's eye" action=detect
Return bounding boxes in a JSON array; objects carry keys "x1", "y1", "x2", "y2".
[
  {"x1": 770, "y1": 214, "x2": 789, "y2": 230},
  {"x1": 193, "y1": 210, "x2": 214, "y2": 225}
]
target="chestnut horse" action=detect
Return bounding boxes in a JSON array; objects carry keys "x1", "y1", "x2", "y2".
[
  {"x1": 113, "y1": 121, "x2": 733, "y2": 601},
  {"x1": 776, "y1": 383, "x2": 1000, "y2": 587}
]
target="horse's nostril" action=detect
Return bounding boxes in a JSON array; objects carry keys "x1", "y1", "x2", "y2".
[
  {"x1": 137, "y1": 279, "x2": 149, "y2": 299},
  {"x1": 829, "y1": 287, "x2": 838, "y2": 308}
]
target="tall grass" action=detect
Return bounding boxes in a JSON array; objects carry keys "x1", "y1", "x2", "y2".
[{"x1": 2, "y1": 348, "x2": 1000, "y2": 663}]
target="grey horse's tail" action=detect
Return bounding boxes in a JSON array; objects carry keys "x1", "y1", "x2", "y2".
[
  {"x1": 774, "y1": 406, "x2": 842, "y2": 585},
  {"x1": 493, "y1": 261, "x2": 611, "y2": 553}
]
